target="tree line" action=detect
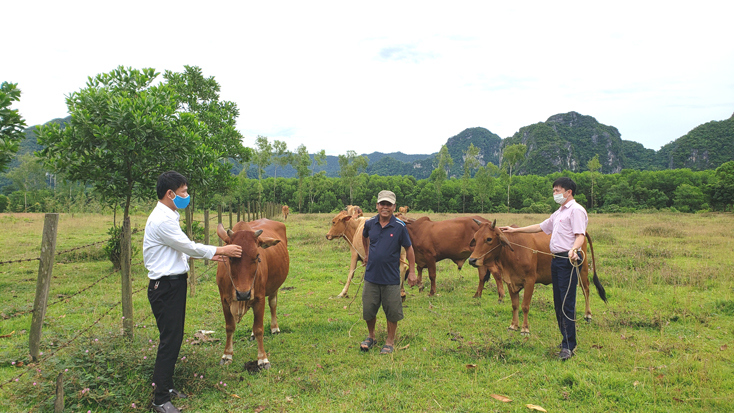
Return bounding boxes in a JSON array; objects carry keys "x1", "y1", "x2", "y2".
[{"x1": 2, "y1": 67, "x2": 734, "y2": 218}]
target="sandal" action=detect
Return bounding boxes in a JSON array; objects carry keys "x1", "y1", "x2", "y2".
[
  {"x1": 379, "y1": 344, "x2": 394, "y2": 354},
  {"x1": 360, "y1": 337, "x2": 376, "y2": 352}
]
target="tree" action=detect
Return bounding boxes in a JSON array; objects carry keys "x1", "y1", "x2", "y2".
[
  {"x1": 502, "y1": 143, "x2": 527, "y2": 210},
  {"x1": 673, "y1": 183, "x2": 705, "y2": 212},
  {"x1": 474, "y1": 162, "x2": 498, "y2": 213},
  {"x1": 253, "y1": 136, "x2": 273, "y2": 204},
  {"x1": 338, "y1": 150, "x2": 368, "y2": 205},
  {"x1": 587, "y1": 154, "x2": 602, "y2": 209},
  {"x1": 292, "y1": 144, "x2": 311, "y2": 212},
  {"x1": 431, "y1": 145, "x2": 453, "y2": 212},
  {"x1": 711, "y1": 161, "x2": 734, "y2": 211},
  {"x1": 461, "y1": 143, "x2": 481, "y2": 213},
  {"x1": 271, "y1": 140, "x2": 291, "y2": 203},
  {"x1": 4, "y1": 153, "x2": 47, "y2": 212},
  {"x1": 309, "y1": 149, "x2": 327, "y2": 212},
  {"x1": 0, "y1": 82, "x2": 27, "y2": 173},
  {"x1": 38, "y1": 66, "x2": 194, "y2": 222},
  {"x1": 163, "y1": 65, "x2": 249, "y2": 208}
]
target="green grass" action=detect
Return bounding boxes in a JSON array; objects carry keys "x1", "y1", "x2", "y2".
[{"x1": 1, "y1": 211, "x2": 733, "y2": 412}]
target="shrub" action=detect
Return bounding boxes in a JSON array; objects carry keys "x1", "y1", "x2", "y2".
[{"x1": 104, "y1": 225, "x2": 140, "y2": 270}]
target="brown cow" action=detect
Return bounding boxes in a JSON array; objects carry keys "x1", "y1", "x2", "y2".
[
  {"x1": 398, "y1": 215, "x2": 504, "y2": 301},
  {"x1": 216, "y1": 219, "x2": 289, "y2": 369},
  {"x1": 281, "y1": 205, "x2": 289, "y2": 220},
  {"x1": 399, "y1": 206, "x2": 409, "y2": 214},
  {"x1": 326, "y1": 211, "x2": 408, "y2": 299},
  {"x1": 467, "y1": 219, "x2": 606, "y2": 335},
  {"x1": 346, "y1": 205, "x2": 363, "y2": 218}
]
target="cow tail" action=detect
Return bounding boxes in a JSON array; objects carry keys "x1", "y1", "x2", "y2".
[{"x1": 586, "y1": 232, "x2": 607, "y2": 303}]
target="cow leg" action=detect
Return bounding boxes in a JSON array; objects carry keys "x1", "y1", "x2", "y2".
[
  {"x1": 508, "y1": 290, "x2": 520, "y2": 332},
  {"x1": 473, "y1": 267, "x2": 486, "y2": 299},
  {"x1": 493, "y1": 273, "x2": 505, "y2": 304},
  {"x1": 427, "y1": 261, "x2": 437, "y2": 296},
  {"x1": 219, "y1": 299, "x2": 236, "y2": 365},
  {"x1": 520, "y1": 281, "x2": 536, "y2": 335},
  {"x1": 417, "y1": 267, "x2": 425, "y2": 293},
  {"x1": 252, "y1": 299, "x2": 270, "y2": 369},
  {"x1": 337, "y1": 250, "x2": 360, "y2": 298},
  {"x1": 268, "y1": 292, "x2": 280, "y2": 334}
]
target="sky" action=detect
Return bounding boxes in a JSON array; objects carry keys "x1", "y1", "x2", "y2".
[{"x1": 4, "y1": 1, "x2": 733, "y2": 156}]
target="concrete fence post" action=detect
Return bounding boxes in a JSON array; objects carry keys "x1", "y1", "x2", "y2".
[{"x1": 29, "y1": 213, "x2": 59, "y2": 361}]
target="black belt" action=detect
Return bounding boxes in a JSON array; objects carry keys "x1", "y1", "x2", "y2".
[
  {"x1": 156, "y1": 273, "x2": 187, "y2": 281},
  {"x1": 553, "y1": 251, "x2": 570, "y2": 258}
]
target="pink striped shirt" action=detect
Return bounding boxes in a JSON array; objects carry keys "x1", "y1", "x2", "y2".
[{"x1": 539, "y1": 199, "x2": 588, "y2": 253}]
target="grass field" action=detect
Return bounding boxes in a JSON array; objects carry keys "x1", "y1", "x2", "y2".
[{"x1": 1, "y1": 211, "x2": 733, "y2": 412}]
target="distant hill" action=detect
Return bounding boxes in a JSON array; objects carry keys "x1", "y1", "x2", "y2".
[
  {"x1": 656, "y1": 114, "x2": 734, "y2": 170},
  {"x1": 9, "y1": 111, "x2": 734, "y2": 181}
]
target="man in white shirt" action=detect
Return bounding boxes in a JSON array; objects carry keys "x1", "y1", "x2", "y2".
[{"x1": 144, "y1": 171, "x2": 241, "y2": 413}]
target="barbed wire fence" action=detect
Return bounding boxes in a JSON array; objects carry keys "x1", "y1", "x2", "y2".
[{"x1": 0, "y1": 214, "x2": 220, "y2": 411}]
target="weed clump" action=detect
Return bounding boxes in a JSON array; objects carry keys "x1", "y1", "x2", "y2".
[{"x1": 640, "y1": 225, "x2": 683, "y2": 238}]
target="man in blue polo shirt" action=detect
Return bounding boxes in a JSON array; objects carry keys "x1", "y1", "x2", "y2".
[{"x1": 360, "y1": 190, "x2": 417, "y2": 354}]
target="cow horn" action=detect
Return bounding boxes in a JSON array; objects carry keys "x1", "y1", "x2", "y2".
[
  {"x1": 217, "y1": 223, "x2": 231, "y2": 243},
  {"x1": 254, "y1": 229, "x2": 263, "y2": 238},
  {"x1": 227, "y1": 229, "x2": 234, "y2": 237},
  {"x1": 491, "y1": 219, "x2": 496, "y2": 229},
  {"x1": 472, "y1": 218, "x2": 483, "y2": 226}
]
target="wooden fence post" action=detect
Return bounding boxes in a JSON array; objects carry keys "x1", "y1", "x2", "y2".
[
  {"x1": 217, "y1": 205, "x2": 223, "y2": 246},
  {"x1": 120, "y1": 216, "x2": 134, "y2": 339},
  {"x1": 229, "y1": 205, "x2": 233, "y2": 229},
  {"x1": 29, "y1": 213, "x2": 59, "y2": 361},
  {"x1": 186, "y1": 207, "x2": 196, "y2": 297},
  {"x1": 54, "y1": 372, "x2": 64, "y2": 412},
  {"x1": 247, "y1": 202, "x2": 251, "y2": 222},
  {"x1": 204, "y1": 208, "x2": 210, "y2": 266}
]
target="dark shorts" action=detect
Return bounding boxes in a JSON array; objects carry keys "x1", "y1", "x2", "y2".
[{"x1": 362, "y1": 281, "x2": 404, "y2": 322}]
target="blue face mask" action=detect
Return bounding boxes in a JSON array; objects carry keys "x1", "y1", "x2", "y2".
[{"x1": 171, "y1": 193, "x2": 191, "y2": 209}]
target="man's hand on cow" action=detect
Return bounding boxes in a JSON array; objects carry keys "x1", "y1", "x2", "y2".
[
  {"x1": 217, "y1": 244, "x2": 242, "y2": 258},
  {"x1": 499, "y1": 226, "x2": 515, "y2": 233},
  {"x1": 406, "y1": 271, "x2": 418, "y2": 287}
]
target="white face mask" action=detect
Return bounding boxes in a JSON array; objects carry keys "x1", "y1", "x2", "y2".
[{"x1": 553, "y1": 193, "x2": 567, "y2": 204}]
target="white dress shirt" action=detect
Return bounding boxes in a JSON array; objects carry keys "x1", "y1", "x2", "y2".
[{"x1": 143, "y1": 202, "x2": 216, "y2": 280}]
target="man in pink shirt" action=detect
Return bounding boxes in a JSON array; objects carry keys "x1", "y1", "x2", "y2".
[{"x1": 499, "y1": 177, "x2": 587, "y2": 361}]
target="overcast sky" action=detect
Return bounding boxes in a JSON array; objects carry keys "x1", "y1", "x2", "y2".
[{"x1": 5, "y1": 1, "x2": 733, "y2": 156}]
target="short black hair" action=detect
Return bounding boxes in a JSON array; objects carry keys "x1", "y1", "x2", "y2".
[
  {"x1": 156, "y1": 171, "x2": 188, "y2": 200},
  {"x1": 552, "y1": 177, "x2": 576, "y2": 196}
]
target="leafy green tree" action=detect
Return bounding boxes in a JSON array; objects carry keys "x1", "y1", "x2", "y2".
[
  {"x1": 253, "y1": 136, "x2": 273, "y2": 204},
  {"x1": 502, "y1": 143, "x2": 527, "y2": 210},
  {"x1": 163, "y1": 66, "x2": 249, "y2": 209},
  {"x1": 338, "y1": 150, "x2": 368, "y2": 205},
  {"x1": 673, "y1": 183, "x2": 705, "y2": 212},
  {"x1": 587, "y1": 154, "x2": 602, "y2": 209},
  {"x1": 431, "y1": 145, "x2": 453, "y2": 212},
  {"x1": 37, "y1": 66, "x2": 200, "y2": 224},
  {"x1": 309, "y1": 149, "x2": 327, "y2": 212},
  {"x1": 271, "y1": 140, "x2": 291, "y2": 203},
  {"x1": 292, "y1": 144, "x2": 311, "y2": 212},
  {"x1": 711, "y1": 161, "x2": 734, "y2": 211},
  {"x1": 0, "y1": 82, "x2": 27, "y2": 173},
  {"x1": 4, "y1": 153, "x2": 47, "y2": 211},
  {"x1": 474, "y1": 162, "x2": 498, "y2": 213},
  {"x1": 460, "y1": 143, "x2": 481, "y2": 212}
]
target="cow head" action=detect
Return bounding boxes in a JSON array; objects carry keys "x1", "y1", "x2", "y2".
[
  {"x1": 325, "y1": 211, "x2": 352, "y2": 240},
  {"x1": 468, "y1": 219, "x2": 513, "y2": 268},
  {"x1": 217, "y1": 223, "x2": 280, "y2": 301}
]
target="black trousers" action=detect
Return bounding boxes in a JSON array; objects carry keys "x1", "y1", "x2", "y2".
[
  {"x1": 551, "y1": 257, "x2": 578, "y2": 351},
  {"x1": 148, "y1": 275, "x2": 187, "y2": 405}
]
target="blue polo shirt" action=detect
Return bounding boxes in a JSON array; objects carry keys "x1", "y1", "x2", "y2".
[{"x1": 362, "y1": 215, "x2": 412, "y2": 285}]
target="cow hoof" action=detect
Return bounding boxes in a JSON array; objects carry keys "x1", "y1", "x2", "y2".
[
  {"x1": 507, "y1": 326, "x2": 518, "y2": 332},
  {"x1": 220, "y1": 355, "x2": 233, "y2": 366},
  {"x1": 497, "y1": 298, "x2": 503, "y2": 304},
  {"x1": 401, "y1": 295, "x2": 406, "y2": 303},
  {"x1": 258, "y1": 358, "x2": 271, "y2": 370},
  {"x1": 418, "y1": 286, "x2": 424, "y2": 293},
  {"x1": 472, "y1": 293, "x2": 481, "y2": 299},
  {"x1": 585, "y1": 315, "x2": 593, "y2": 323},
  {"x1": 337, "y1": 294, "x2": 348, "y2": 299},
  {"x1": 521, "y1": 330, "x2": 530, "y2": 336},
  {"x1": 249, "y1": 334, "x2": 256, "y2": 341},
  {"x1": 271, "y1": 328, "x2": 281, "y2": 334}
]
